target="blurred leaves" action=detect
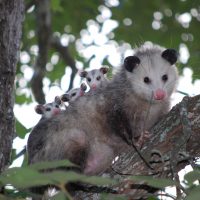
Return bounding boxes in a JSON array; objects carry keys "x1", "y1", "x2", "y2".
[
  {"x1": 29, "y1": 160, "x2": 77, "y2": 170},
  {"x1": 184, "y1": 169, "x2": 200, "y2": 187},
  {"x1": 15, "y1": 93, "x2": 32, "y2": 105},
  {"x1": 51, "y1": 0, "x2": 63, "y2": 12},
  {"x1": 0, "y1": 160, "x2": 116, "y2": 199},
  {"x1": 1, "y1": 160, "x2": 200, "y2": 199},
  {"x1": 51, "y1": 1, "x2": 102, "y2": 35},
  {"x1": 110, "y1": 0, "x2": 200, "y2": 78},
  {"x1": 185, "y1": 185, "x2": 200, "y2": 200},
  {"x1": 18, "y1": 0, "x2": 200, "y2": 106},
  {"x1": 128, "y1": 175, "x2": 176, "y2": 189},
  {"x1": 16, "y1": 119, "x2": 30, "y2": 139},
  {"x1": 49, "y1": 192, "x2": 66, "y2": 200}
]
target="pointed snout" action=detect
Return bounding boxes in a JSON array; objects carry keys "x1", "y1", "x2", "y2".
[
  {"x1": 154, "y1": 89, "x2": 166, "y2": 100},
  {"x1": 53, "y1": 108, "x2": 61, "y2": 115},
  {"x1": 91, "y1": 84, "x2": 97, "y2": 90}
]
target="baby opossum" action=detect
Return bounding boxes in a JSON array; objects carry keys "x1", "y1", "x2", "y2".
[
  {"x1": 28, "y1": 44, "x2": 178, "y2": 176},
  {"x1": 35, "y1": 96, "x2": 62, "y2": 119},
  {"x1": 61, "y1": 83, "x2": 87, "y2": 103},
  {"x1": 79, "y1": 67, "x2": 109, "y2": 90}
]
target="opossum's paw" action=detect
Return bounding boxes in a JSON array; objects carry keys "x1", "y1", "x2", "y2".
[
  {"x1": 84, "y1": 156, "x2": 100, "y2": 175},
  {"x1": 136, "y1": 130, "x2": 150, "y2": 149},
  {"x1": 84, "y1": 148, "x2": 114, "y2": 175}
]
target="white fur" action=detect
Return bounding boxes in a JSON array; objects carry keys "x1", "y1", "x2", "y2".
[
  {"x1": 127, "y1": 46, "x2": 178, "y2": 103},
  {"x1": 83, "y1": 69, "x2": 108, "y2": 90}
]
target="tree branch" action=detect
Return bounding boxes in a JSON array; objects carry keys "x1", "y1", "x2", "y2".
[
  {"x1": 50, "y1": 35, "x2": 78, "y2": 91},
  {"x1": 74, "y1": 95, "x2": 200, "y2": 199},
  {"x1": 30, "y1": 0, "x2": 51, "y2": 104}
]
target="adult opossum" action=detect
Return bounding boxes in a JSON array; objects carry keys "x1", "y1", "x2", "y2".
[{"x1": 27, "y1": 44, "x2": 179, "y2": 175}]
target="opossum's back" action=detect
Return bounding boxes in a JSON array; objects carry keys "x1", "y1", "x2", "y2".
[{"x1": 28, "y1": 94, "x2": 111, "y2": 164}]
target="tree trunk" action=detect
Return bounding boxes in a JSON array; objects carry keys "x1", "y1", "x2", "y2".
[{"x1": 0, "y1": 0, "x2": 24, "y2": 172}]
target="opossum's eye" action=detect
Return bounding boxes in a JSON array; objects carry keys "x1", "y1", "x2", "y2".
[
  {"x1": 71, "y1": 92, "x2": 76, "y2": 97},
  {"x1": 55, "y1": 104, "x2": 59, "y2": 108},
  {"x1": 46, "y1": 107, "x2": 51, "y2": 112},
  {"x1": 162, "y1": 74, "x2": 168, "y2": 82},
  {"x1": 87, "y1": 77, "x2": 91, "y2": 82},
  {"x1": 144, "y1": 77, "x2": 151, "y2": 84},
  {"x1": 96, "y1": 76, "x2": 101, "y2": 81}
]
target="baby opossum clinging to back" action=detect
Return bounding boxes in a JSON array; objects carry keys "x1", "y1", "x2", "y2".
[
  {"x1": 28, "y1": 44, "x2": 178, "y2": 175},
  {"x1": 79, "y1": 67, "x2": 109, "y2": 90},
  {"x1": 61, "y1": 83, "x2": 87, "y2": 103},
  {"x1": 35, "y1": 96, "x2": 62, "y2": 119}
]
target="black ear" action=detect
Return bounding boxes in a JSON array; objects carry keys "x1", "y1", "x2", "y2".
[
  {"x1": 100, "y1": 67, "x2": 109, "y2": 74},
  {"x1": 61, "y1": 94, "x2": 70, "y2": 102},
  {"x1": 54, "y1": 96, "x2": 61, "y2": 105},
  {"x1": 80, "y1": 83, "x2": 87, "y2": 91},
  {"x1": 79, "y1": 71, "x2": 88, "y2": 78},
  {"x1": 35, "y1": 105, "x2": 45, "y2": 114},
  {"x1": 161, "y1": 49, "x2": 178, "y2": 65},
  {"x1": 124, "y1": 56, "x2": 140, "y2": 72}
]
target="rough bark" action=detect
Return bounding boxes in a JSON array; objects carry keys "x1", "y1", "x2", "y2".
[
  {"x1": 0, "y1": 0, "x2": 24, "y2": 172},
  {"x1": 74, "y1": 95, "x2": 200, "y2": 199}
]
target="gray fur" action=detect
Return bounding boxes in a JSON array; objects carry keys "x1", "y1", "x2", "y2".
[
  {"x1": 27, "y1": 44, "x2": 178, "y2": 175},
  {"x1": 80, "y1": 67, "x2": 109, "y2": 90}
]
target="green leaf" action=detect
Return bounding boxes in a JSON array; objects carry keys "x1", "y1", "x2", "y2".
[
  {"x1": 50, "y1": 191, "x2": 67, "y2": 200},
  {"x1": 15, "y1": 93, "x2": 32, "y2": 105},
  {"x1": 44, "y1": 171, "x2": 116, "y2": 186},
  {"x1": 184, "y1": 170, "x2": 200, "y2": 186},
  {"x1": 0, "y1": 194, "x2": 15, "y2": 200},
  {"x1": 15, "y1": 119, "x2": 30, "y2": 139},
  {"x1": 147, "y1": 197, "x2": 159, "y2": 200},
  {"x1": 10, "y1": 149, "x2": 17, "y2": 164},
  {"x1": 128, "y1": 176, "x2": 176, "y2": 189},
  {"x1": 83, "y1": 175, "x2": 117, "y2": 186},
  {"x1": 0, "y1": 167, "x2": 52, "y2": 188},
  {"x1": 51, "y1": 0, "x2": 63, "y2": 12},
  {"x1": 185, "y1": 185, "x2": 200, "y2": 200},
  {"x1": 29, "y1": 160, "x2": 77, "y2": 170},
  {"x1": 100, "y1": 193, "x2": 127, "y2": 200},
  {"x1": 2, "y1": 187, "x2": 30, "y2": 199}
]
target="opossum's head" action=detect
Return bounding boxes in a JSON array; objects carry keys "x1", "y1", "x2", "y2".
[
  {"x1": 124, "y1": 46, "x2": 178, "y2": 103},
  {"x1": 61, "y1": 83, "x2": 87, "y2": 102},
  {"x1": 80, "y1": 67, "x2": 108, "y2": 90},
  {"x1": 35, "y1": 96, "x2": 61, "y2": 119}
]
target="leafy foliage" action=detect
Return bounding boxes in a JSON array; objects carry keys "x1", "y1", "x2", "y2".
[
  {"x1": 128, "y1": 175, "x2": 176, "y2": 189},
  {"x1": 111, "y1": 0, "x2": 200, "y2": 76},
  {"x1": 1, "y1": 159, "x2": 200, "y2": 199},
  {"x1": 0, "y1": 160, "x2": 116, "y2": 199},
  {"x1": 184, "y1": 169, "x2": 200, "y2": 200},
  {"x1": 16, "y1": 119, "x2": 31, "y2": 139}
]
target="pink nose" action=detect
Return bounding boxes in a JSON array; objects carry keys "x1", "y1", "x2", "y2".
[
  {"x1": 91, "y1": 84, "x2": 96, "y2": 90},
  {"x1": 79, "y1": 91, "x2": 84, "y2": 96},
  {"x1": 154, "y1": 89, "x2": 166, "y2": 100},
  {"x1": 53, "y1": 108, "x2": 61, "y2": 115}
]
